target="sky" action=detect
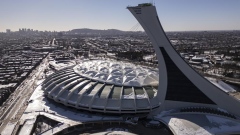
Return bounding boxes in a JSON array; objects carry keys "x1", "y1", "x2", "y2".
[{"x1": 1, "y1": 0, "x2": 240, "y2": 32}]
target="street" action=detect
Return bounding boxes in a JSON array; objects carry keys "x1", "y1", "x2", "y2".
[{"x1": 0, "y1": 55, "x2": 49, "y2": 133}]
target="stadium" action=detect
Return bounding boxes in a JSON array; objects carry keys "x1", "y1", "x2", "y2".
[{"x1": 42, "y1": 59, "x2": 160, "y2": 114}]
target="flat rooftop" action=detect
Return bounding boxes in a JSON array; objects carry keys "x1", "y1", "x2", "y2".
[{"x1": 157, "y1": 113, "x2": 240, "y2": 135}]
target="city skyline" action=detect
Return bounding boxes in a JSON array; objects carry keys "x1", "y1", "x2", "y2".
[{"x1": 1, "y1": 0, "x2": 240, "y2": 32}]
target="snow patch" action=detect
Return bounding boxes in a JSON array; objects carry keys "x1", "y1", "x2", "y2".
[
  {"x1": 164, "y1": 117, "x2": 211, "y2": 135},
  {"x1": 20, "y1": 84, "x2": 122, "y2": 127},
  {"x1": 160, "y1": 115, "x2": 240, "y2": 135},
  {"x1": 136, "y1": 93, "x2": 148, "y2": 99},
  {"x1": 123, "y1": 92, "x2": 134, "y2": 99}
]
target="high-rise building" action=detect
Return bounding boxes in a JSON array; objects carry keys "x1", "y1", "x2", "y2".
[
  {"x1": 6, "y1": 29, "x2": 11, "y2": 34},
  {"x1": 127, "y1": 3, "x2": 240, "y2": 116},
  {"x1": 126, "y1": 3, "x2": 240, "y2": 134}
]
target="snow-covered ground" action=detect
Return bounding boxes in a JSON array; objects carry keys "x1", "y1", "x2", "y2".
[
  {"x1": 18, "y1": 119, "x2": 35, "y2": 135},
  {"x1": 1, "y1": 122, "x2": 16, "y2": 135},
  {"x1": 21, "y1": 84, "x2": 122, "y2": 124},
  {"x1": 154, "y1": 107, "x2": 240, "y2": 135},
  {"x1": 41, "y1": 123, "x2": 69, "y2": 135},
  {"x1": 9, "y1": 59, "x2": 238, "y2": 135},
  {"x1": 17, "y1": 80, "x2": 123, "y2": 135},
  {"x1": 157, "y1": 114, "x2": 240, "y2": 135}
]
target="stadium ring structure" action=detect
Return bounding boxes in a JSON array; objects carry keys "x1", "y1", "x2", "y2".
[{"x1": 42, "y1": 60, "x2": 160, "y2": 114}]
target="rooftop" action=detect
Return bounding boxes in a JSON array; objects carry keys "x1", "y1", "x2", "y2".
[
  {"x1": 138, "y1": 3, "x2": 153, "y2": 7},
  {"x1": 73, "y1": 60, "x2": 159, "y2": 87}
]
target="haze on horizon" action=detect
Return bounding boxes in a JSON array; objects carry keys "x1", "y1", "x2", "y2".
[{"x1": 1, "y1": 0, "x2": 240, "y2": 32}]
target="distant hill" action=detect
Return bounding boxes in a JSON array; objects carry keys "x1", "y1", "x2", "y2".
[{"x1": 69, "y1": 28, "x2": 142, "y2": 35}]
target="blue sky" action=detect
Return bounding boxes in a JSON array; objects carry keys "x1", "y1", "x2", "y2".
[{"x1": 1, "y1": 0, "x2": 240, "y2": 32}]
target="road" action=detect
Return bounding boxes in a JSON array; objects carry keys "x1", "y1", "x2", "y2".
[
  {"x1": 86, "y1": 41, "x2": 108, "y2": 53},
  {"x1": 0, "y1": 55, "x2": 49, "y2": 133}
]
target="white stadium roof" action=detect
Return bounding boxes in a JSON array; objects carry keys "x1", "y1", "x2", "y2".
[
  {"x1": 42, "y1": 60, "x2": 160, "y2": 114},
  {"x1": 73, "y1": 60, "x2": 159, "y2": 87}
]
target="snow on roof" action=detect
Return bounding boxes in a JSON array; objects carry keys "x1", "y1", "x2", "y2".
[
  {"x1": 159, "y1": 114, "x2": 240, "y2": 135},
  {"x1": 206, "y1": 77, "x2": 236, "y2": 93},
  {"x1": 0, "y1": 83, "x2": 17, "y2": 89},
  {"x1": 21, "y1": 82, "x2": 122, "y2": 124},
  {"x1": 74, "y1": 60, "x2": 159, "y2": 87}
]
